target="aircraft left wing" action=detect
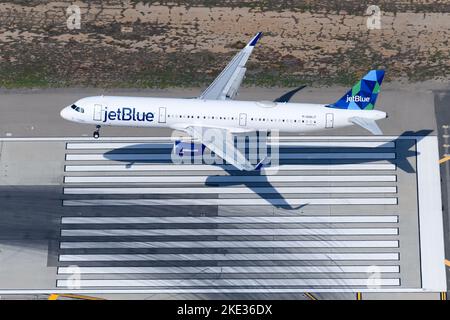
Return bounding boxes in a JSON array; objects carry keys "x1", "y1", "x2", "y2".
[
  {"x1": 184, "y1": 126, "x2": 266, "y2": 171},
  {"x1": 199, "y1": 32, "x2": 262, "y2": 101}
]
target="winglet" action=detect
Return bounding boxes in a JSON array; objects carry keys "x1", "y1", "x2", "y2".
[
  {"x1": 255, "y1": 156, "x2": 270, "y2": 170},
  {"x1": 248, "y1": 32, "x2": 263, "y2": 47}
]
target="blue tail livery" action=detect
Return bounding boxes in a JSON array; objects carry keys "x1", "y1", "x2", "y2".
[{"x1": 327, "y1": 70, "x2": 385, "y2": 110}]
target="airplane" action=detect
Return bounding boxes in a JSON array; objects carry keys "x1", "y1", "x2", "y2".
[{"x1": 60, "y1": 32, "x2": 388, "y2": 171}]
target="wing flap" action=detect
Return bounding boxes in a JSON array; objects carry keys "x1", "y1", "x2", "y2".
[
  {"x1": 185, "y1": 126, "x2": 259, "y2": 171},
  {"x1": 223, "y1": 66, "x2": 246, "y2": 100}
]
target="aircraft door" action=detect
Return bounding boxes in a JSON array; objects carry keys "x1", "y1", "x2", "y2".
[
  {"x1": 93, "y1": 104, "x2": 103, "y2": 121},
  {"x1": 239, "y1": 113, "x2": 247, "y2": 126},
  {"x1": 159, "y1": 107, "x2": 167, "y2": 123},
  {"x1": 325, "y1": 113, "x2": 334, "y2": 128}
]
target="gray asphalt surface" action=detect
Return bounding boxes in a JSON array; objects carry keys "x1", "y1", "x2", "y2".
[
  {"x1": 0, "y1": 86, "x2": 437, "y2": 137},
  {"x1": 434, "y1": 91, "x2": 450, "y2": 293},
  {"x1": 0, "y1": 86, "x2": 446, "y2": 300}
]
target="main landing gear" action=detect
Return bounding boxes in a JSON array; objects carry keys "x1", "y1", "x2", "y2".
[{"x1": 93, "y1": 125, "x2": 101, "y2": 139}]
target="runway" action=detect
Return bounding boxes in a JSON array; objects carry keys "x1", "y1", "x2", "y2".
[
  {"x1": 0, "y1": 135, "x2": 445, "y2": 298},
  {"x1": 55, "y1": 136, "x2": 430, "y2": 292}
]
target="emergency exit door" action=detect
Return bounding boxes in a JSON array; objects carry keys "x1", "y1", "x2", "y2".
[
  {"x1": 325, "y1": 113, "x2": 334, "y2": 128},
  {"x1": 239, "y1": 113, "x2": 247, "y2": 126},
  {"x1": 93, "y1": 104, "x2": 103, "y2": 121},
  {"x1": 159, "y1": 107, "x2": 167, "y2": 123}
]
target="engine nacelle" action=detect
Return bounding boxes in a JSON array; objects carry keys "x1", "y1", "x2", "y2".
[{"x1": 173, "y1": 140, "x2": 206, "y2": 156}]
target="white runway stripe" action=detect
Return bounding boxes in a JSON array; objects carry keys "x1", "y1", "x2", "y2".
[
  {"x1": 66, "y1": 141, "x2": 395, "y2": 150},
  {"x1": 65, "y1": 152, "x2": 396, "y2": 161},
  {"x1": 62, "y1": 198, "x2": 398, "y2": 206},
  {"x1": 59, "y1": 240, "x2": 399, "y2": 249},
  {"x1": 64, "y1": 163, "x2": 397, "y2": 172},
  {"x1": 67, "y1": 143, "x2": 173, "y2": 149},
  {"x1": 58, "y1": 252, "x2": 400, "y2": 262},
  {"x1": 56, "y1": 278, "x2": 400, "y2": 287},
  {"x1": 57, "y1": 265, "x2": 400, "y2": 274},
  {"x1": 0, "y1": 136, "x2": 404, "y2": 142},
  {"x1": 61, "y1": 215, "x2": 399, "y2": 224},
  {"x1": 60, "y1": 228, "x2": 398, "y2": 237},
  {"x1": 63, "y1": 186, "x2": 397, "y2": 195},
  {"x1": 64, "y1": 175, "x2": 397, "y2": 183}
]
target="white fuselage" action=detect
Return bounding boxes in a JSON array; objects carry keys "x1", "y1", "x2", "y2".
[{"x1": 60, "y1": 96, "x2": 387, "y2": 133}]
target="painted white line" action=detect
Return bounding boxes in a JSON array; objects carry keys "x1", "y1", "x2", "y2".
[
  {"x1": 269, "y1": 136, "x2": 412, "y2": 141},
  {"x1": 59, "y1": 240, "x2": 399, "y2": 249},
  {"x1": 63, "y1": 186, "x2": 397, "y2": 195},
  {"x1": 0, "y1": 288, "x2": 428, "y2": 294},
  {"x1": 56, "y1": 278, "x2": 400, "y2": 288},
  {"x1": 66, "y1": 152, "x2": 396, "y2": 161},
  {"x1": 0, "y1": 136, "x2": 416, "y2": 142},
  {"x1": 61, "y1": 215, "x2": 399, "y2": 224},
  {"x1": 416, "y1": 136, "x2": 447, "y2": 291},
  {"x1": 0, "y1": 137, "x2": 174, "y2": 142},
  {"x1": 60, "y1": 228, "x2": 398, "y2": 237},
  {"x1": 66, "y1": 141, "x2": 395, "y2": 150},
  {"x1": 67, "y1": 143, "x2": 174, "y2": 149},
  {"x1": 62, "y1": 198, "x2": 398, "y2": 206},
  {"x1": 64, "y1": 163, "x2": 397, "y2": 172},
  {"x1": 64, "y1": 175, "x2": 397, "y2": 183},
  {"x1": 57, "y1": 265, "x2": 400, "y2": 274},
  {"x1": 58, "y1": 253, "x2": 399, "y2": 262},
  {"x1": 273, "y1": 141, "x2": 396, "y2": 148}
]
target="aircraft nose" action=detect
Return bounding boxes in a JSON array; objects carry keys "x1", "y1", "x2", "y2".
[{"x1": 60, "y1": 107, "x2": 70, "y2": 120}]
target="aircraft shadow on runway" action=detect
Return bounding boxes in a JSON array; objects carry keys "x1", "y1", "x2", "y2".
[{"x1": 103, "y1": 129, "x2": 431, "y2": 210}]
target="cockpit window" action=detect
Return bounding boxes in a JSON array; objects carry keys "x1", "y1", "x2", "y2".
[{"x1": 71, "y1": 104, "x2": 84, "y2": 113}]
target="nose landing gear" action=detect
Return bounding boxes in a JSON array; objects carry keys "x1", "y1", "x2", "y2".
[{"x1": 93, "y1": 125, "x2": 101, "y2": 139}]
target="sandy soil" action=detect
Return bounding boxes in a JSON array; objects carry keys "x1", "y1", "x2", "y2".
[{"x1": 0, "y1": 1, "x2": 449, "y2": 87}]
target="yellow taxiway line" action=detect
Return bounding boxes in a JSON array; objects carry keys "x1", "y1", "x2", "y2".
[
  {"x1": 439, "y1": 156, "x2": 450, "y2": 164},
  {"x1": 304, "y1": 293, "x2": 318, "y2": 300},
  {"x1": 48, "y1": 294, "x2": 105, "y2": 300}
]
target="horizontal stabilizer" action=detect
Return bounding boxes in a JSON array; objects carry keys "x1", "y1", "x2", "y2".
[{"x1": 349, "y1": 117, "x2": 383, "y2": 135}]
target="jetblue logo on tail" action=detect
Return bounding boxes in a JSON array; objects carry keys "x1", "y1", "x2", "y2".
[
  {"x1": 346, "y1": 96, "x2": 370, "y2": 103},
  {"x1": 327, "y1": 70, "x2": 385, "y2": 110}
]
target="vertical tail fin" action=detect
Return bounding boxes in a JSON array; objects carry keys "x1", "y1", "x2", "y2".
[{"x1": 327, "y1": 70, "x2": 385, "y2": 110}]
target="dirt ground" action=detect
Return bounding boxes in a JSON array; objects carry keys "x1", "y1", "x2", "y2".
[{"x1": 0, "y1": 1, "x2": 450, "y2": 88}]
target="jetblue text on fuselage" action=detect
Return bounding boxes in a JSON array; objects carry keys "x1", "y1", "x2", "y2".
[
  {"x1": 103, "y1": 107, "x2": 154, "y2": 122},
  {"x1": 346, "y1": 95, "x2": 370, "y2": 103}
]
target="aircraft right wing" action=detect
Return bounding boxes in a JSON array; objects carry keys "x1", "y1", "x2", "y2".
[
  {"x1": 184, "y1": 126, "x2": 267, "y2": 171},
  {"x1": 199, "y1": 32, "x2": 262, "y2": 101}
]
